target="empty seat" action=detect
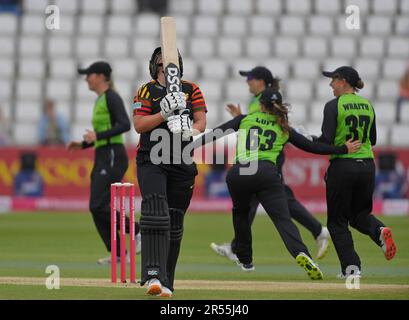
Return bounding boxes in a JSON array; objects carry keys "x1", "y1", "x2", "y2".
[
  {"x1": 0, "y1": 101, "x2": 11, "y2": 121},
  {"x1": 358, "y1": 80, "x2": 375, "y2": 101},
  {"x1": 173, "y1": 16, "x2": 190, "y2": 38},
  {"x1": 19, "y1": 58, "x2": 46, "y2": 79},
  {"x1": 74, "y1": 99, "x2": 95, "y2": 122},
  {"x1": 315, "y1": 79, "x2": 334, "y2": 101},
  {"x1": 15, "y1": 100, "x2": 42, "y2": 122},
  {"x1": 249, "y1": 16, "x2": 275, "y2": 36},
  {"x1": 360, "y1": 37, "x2": 385, "y2": 58},
  {"x1": 264, "y1": 59, "x2": 290, "y2": 78},
  {"x1": 245, "y1": 37, "x2": 271, "y2": 58},
  {"x1": 382, "y1": 59, "x2": 408, "y2": 80},
  {"x1": 107, "y1": 15, "x2": 132, "y2": 36},
  {"x1": 308, "y1": 16, "x2": 334, "y2": 36},
  {"x1": 0, "y1": 79, "x2": 12, "y2": 100},
  {"x1": 132, "y1": 37, "x2": 158, "y2": 59},
  {"x1": 337, "y1": 16, "x2": 363, "y2": 37},
  {"x1": 13, "y1": 122, "x2": 39, "y2": 145},
  {"x1": 75, "y1": 37, "x2": 101, "y2": 58},
  {"x1": 322, "y1": 58, "x2": 351, "y2": 71},
  {"x1": 112, "y1": 58, "x2": 138, "y2": 80},
  {"x1": 310, "y1": 101, "x2": 327, "y2": 122},
  {"x1": 104, "y1": 37, "x2": 129, "y2": 58},
  {"x1": 49, "y1": 58, "x2": 76, "y2": 79},
  {"x1": 354, "y1": 59, "x2": 380, "y2": 80},
  {"x1": 23, "y1": 0, "x2": 49, "y2": 13},
  {"x1": 286, "y1": 80, "x2": 313, "y2": 101},
  {"x1": 375, "y1": 125, "x2": 389, "y2": 146},
  {"x1": 53, "y1": 100, "x2": 72, "y2": 121},
  {"x1": 0, "y1": 14, "x2": 17, "y2": 36},
  {"x1": 0, "y1": 58, "x2": 14, "y2": 79},
  {"x1": 54, "y1": 0, "x2": 79, "y2": 14},
  {"x1": 256, "y1": 0, "x2": 282, "y2": 15},
  {"x1": 390, "y1": 125, "x2": 409, "y2": 146},
  {"x1": 400, "y1": 101, "x2": 409, "y2": 123},
  {"x1": 180, "y1": 58, "x2": 199, "y2": 80},
  {"x1": 0, "y1": 37, "x2": 15, "y2": 56},
  {"x1": 16, "y1": 79, "x2": 43, "y2": 100},
  {"x1": 81, "y1": 0, "x2": 108, "y2": 14},
  {"x1": 387, "y1": 37, "x2": 409, "y2": 57},
  {"x1": 226, "y1": 80, "x2": 251, "y2": 100},
  {"x1": 54, "y1": 14, "x2": 76, "y2": 35},
  {"x1": 194, "y1": 16, "x2": 219, "y2": 36},
  {"x1": 288, "y1": 102, "x2": 307, "y2": 124},
  {"x1": 21, "y1": 14, "x2": 46, "y2": 35},
  {"x1": 279, "y1": 16, "x2": 305, "y2": 36},
  {"x1": 114, "y1": 80, "x2": 133, "y2": 103},
  {"x1": 330, "y1": 37, "x2": 356, "y2": 58},
  {"x1": 229, "y1": 58, "x2": 255, "y2": 79},
  {"x1": 306, "y1": 122, "x2": 324, "y2": 137},
  {"x1": 401, "y1": 0, "x2": 409, "y2": 13},
  {"x1": 200, "y1": 59, "x2": 229, "y2": 80},
  {"x1": 285, "y1": 0, "x2": 312, "y2": 15},
  {"x1": 222, "y1": 16, "x2": 247, "y2": 36},
  {"x1": 395, "y1": 17, "x2": 409, "y2": 35},
  {"x1": 217, "y1": 37, "x2": 242, "y2": 58},
  {"x1": 198, "y1": 80, "x2": 223, "y2": 101},
  {"x1": 169, "y1": 0, "x2": 195, "y2": 15},
  {"x1": 201, "y1": 100, "x2": 221, "y2": 128},
  {"x1": 293, "y1": 59, "x2": 320, "y2": 79},
  {"x1": 110, "y1": 0, "x2": 136, "y2": 14},
  {"x1": 302, "y1": 37, "x2": 328, "y2": 58},
  {"x1": 135, "y1": 13, "x2": 160, "y2": 36},
  {"x1": 71, "y1": 121, "x2": 91, "y2": 140},
  {"x1": 227, "y1": 0, "x2": 252, "y2": 14},
  {"x1": 373, "y1": 0, "x2": 397, "y2": 15},
  {"x1": 373, "y1": 102, "x2": 396, "y2": 125},
  {"x1": 315, "y1": 0, "x2": 341, "y2": 14},
  {"x1": 18, "y1": 36, "x2": 44, "y2": 56},
  {"x1": 189, "y1": 37, "x2": 215, "y2": 58},
  {"x1": 376, "y1": 81, "x2": 399, "y2": 100},
  {"x1": 48, "y1": 36, "x2": 73, "y2": 57},
  {"x1": 198, "y1": 0, "x2": 224, "y2": 15},
  {"x1": 367, "y1": 16, "x2": 392, "y2": 36},
  {"x1": 275, "y1": 37, "x2": 299, "y2": 58},
  {"x1": 344, "y1": 0, "x2": 370, "y2": 15},
  {"x1": 78, "y1": 15, "x2": 104, "y2": 35},
  {"x1": 45, "y1": 79, "x2": 73, "y2": 101}
]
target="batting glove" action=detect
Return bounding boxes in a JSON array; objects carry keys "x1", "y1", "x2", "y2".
[
  {"x1": 167, "y1": 114, "x2": 183, "y2": 134},
  {"x1": 181, "y1": 114, "x2": 193, "y2": 140},
  {"x1": 160, "y1": 92, "x2": 186, "y2": 120}
]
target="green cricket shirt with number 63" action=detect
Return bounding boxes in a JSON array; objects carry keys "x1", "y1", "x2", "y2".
[
  {"x1": 235, "y1": 111, "x2": 289, "y2": 164},
  {"x1": 332, "y1": 93, "x2": 374, "y2": 160}
]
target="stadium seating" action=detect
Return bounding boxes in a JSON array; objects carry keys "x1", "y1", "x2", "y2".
[{"x1": 0, "y1": 0, "x2": 408, "y2": 146}]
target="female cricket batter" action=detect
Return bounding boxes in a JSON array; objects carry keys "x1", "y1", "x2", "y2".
[
  {"x1": 67, "y1": 61, "x2": 140, "y2": 265},
  {"x1": 317, "y1": 66, "x2": 397, "y2": 278},
  {"x1": 193, "y1": 88, "x2": 360, "y2": 280},
  {"x1": 133, "y1": 47, "x2": 206, "y2": 297}
]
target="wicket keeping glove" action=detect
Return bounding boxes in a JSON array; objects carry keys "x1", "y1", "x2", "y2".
[{"x1": 160, "y1": 92, "x2": 186, "y2": 120}]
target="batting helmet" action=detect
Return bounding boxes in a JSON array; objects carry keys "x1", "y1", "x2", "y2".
[{"x1": 149, "y1": 47, "x2": 184, "y2": 80}]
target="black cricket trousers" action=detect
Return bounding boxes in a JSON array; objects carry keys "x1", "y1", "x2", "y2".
[
  {"x1": 89, "y1": 144, "x2": 137, "y2": 255},
  {"x1": 226, "y1": 161, "x2": 311, "y2": 265},
  {"x1": 231, "y1": 184, "x2": 322, "y2": 254},
  {"x1": 325, "y1": 158, "x2": 384, "y2": 273}
]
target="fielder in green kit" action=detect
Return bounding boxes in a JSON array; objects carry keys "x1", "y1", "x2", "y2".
[
  {"x1": 193, "y1": 88, "x2": 361, "y2": 279},
  {"x1": 318, "y1": 66, "x2": 397, "y2": 278}
]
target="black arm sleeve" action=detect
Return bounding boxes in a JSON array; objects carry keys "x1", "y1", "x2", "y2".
[
  {"x1": 191, "y1": 115, "x2": 245, "y2": 149},
  {"x1": 96, "y1": 89, "x2": 131, "y2": 141},
  {"x1": 315, "y1": 99, "x2": 338, "y2": 144},
  {"x1": 289, "y1": 128, "x2": 348, "y2": 155},
  {"x1": 81, "y1": 141, "x2": 94, "y2": 149},
  {"x1": 370, "y1": 108, "x2": 377, "y2": 146}
]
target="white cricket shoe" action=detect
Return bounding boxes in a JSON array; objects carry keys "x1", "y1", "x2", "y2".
[
  {"x1": 146, "y1": 278, "x2": 162, "y2": 295},
  {"x1": 157, "y1": 286, "x2": 173, "y2": 298},
  {"x1": 135, "y1": 232, "x2": 141, "y2": 254},
  {"x1": 97, "y1": 255, "x2": 119, "y2": 265},
  {"x1": 210, "y1": 242, "x2": 238, "y2": 262},
  {"x1": 316, "y1": 227, "x2": 330, "y2": 259}
]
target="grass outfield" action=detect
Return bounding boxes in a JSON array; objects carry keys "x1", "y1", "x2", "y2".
[{"x1": 0, "y1": 212, "x2": 408, "y2": 300}]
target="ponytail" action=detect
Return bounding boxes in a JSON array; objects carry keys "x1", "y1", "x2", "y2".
[{"x1": 264, "y1": 102, "x2": 291, "y2": 134}]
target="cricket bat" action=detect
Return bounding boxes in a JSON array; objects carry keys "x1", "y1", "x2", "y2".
[{"x1": 160, "y1": 16, "x2": 182, "y2": 94}]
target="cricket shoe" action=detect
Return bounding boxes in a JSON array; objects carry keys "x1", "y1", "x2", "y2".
[
  {"x1": 97, "y1": 255, "x2": 119, "y2": 265},
  {"x1": 157, "y1": 286, "x2": 173, "y2": 298},
  {"x1": 146, "y1": 278, "x2": 162, "y2": 296},
  {"x1": 336, "y1": 268, "x2": 361, "y2": 280},
  {"x1": 210, "y1": 242, "x2": 238, "y2": 262},
  {"x1": 236, "y1": 261, "x2": 255, "y2": 272},
  {"x1": 379, "y1": 227, "x2": 397, "y2": 260},
  {"x1": 316, "y1": 227, "x2": 330, "y2": 259},
  {"x1": 296, "y1": 252, "x2": 323, "y2": 280}
]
